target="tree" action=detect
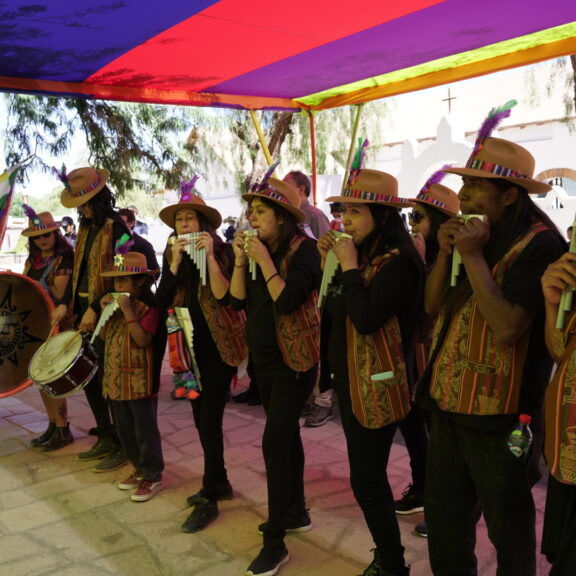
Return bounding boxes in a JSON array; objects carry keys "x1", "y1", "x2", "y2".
[{"x1": 2, "y1": 94, "x2": 192, "y2": 195}]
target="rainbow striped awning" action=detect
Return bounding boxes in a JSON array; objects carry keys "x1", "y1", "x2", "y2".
[{"x1": 0, "y1": 0, "x2": 574, "y2": 110}]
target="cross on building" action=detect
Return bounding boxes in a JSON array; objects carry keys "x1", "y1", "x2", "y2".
[{"x1": 442, "y1": 88, "x2": 457, "y2": 114}]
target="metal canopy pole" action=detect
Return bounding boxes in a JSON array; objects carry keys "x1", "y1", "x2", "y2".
[{"x1": 341, "y1": 104, "x2": 364, "y2": 192}]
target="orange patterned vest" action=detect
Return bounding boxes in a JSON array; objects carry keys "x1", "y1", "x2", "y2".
[
  {"x1": 346, "y1": 252, "x2": 411, "y2": 429},
  {"x1": 430, "y1": 223, "x2": 548, "y2": 415},
  {"x1": 544, "y1": 311, "x2": 576, "y2": 485}
]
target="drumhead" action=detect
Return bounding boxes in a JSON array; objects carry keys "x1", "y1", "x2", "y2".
[
  {"x1": 0, "y1": 271, "x2": 55, "y2": 398},
  {"x1": 29, "y1": 331, "x2": 83, "y2": 385}
]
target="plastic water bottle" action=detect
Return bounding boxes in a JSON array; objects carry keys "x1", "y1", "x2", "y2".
[
  {"x1": 506, "y1": 413, "x2": 533, "y2": 460},
  {"x1": 166, "y1": 308, "x2": 180, "y2": 334}
]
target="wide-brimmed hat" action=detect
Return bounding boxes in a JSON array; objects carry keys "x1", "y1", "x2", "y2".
[
  {"x1": 100, "y1": 251, "x2": 158, "y2": 277},
  {"x1": 326, "y1": 169, "x2": 412, "y2": 208},
  {"x1": 242, "y1": 162, "x2": 306, "y2": 223},
  {"x1": 58, "y1": 166, "x2": 110, "y2": 208},
  {"x1": 21, "y1": 204, "x2": 61, "y2": 237},
  {"x1": 443, "y1": 101, "x2": 551, "y2": 195},
  {"x1": 411, "y1": 168, "x2": 460, "y2": 216},
  {"x1": 159, "y1": 176, "x2": 222, "y2": 230}
]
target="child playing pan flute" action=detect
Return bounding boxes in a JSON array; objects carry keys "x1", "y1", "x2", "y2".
[{"x1": 99, "y1": 248, "x2": 164, "y2": 502}]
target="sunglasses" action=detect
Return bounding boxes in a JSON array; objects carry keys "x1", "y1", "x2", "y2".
[
  {"x1": 34, "y1": 232, "x2": 53, "y2": 239},
  {"x1": 408, "y1": 211, "x2": 426, "y2": 224}
]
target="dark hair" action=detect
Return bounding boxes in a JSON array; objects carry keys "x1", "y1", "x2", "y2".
[
  {"x1": 77, "y1": 185, "x2": 116, "y2": 229},
  {"x1": 27, "y1": 229, "x2": 74, "y2": 260},
  {"x1": 249, "y1": 197, "x2": 306, "y2": 263},
  {"x1": 421, "y1": 205, "x2": 451, "y2": 266},
  {"x1": 357, "y1": 204, "x2": 421, "y2": 265},
  {"x1": 118, "y1": 208, "x2": 136, "y2": 224},
  {"x1": 330, "y1": 202, "x2": 344, "y2": 214},
  {"x1": 123, "y1": 274, "x2": 155, "y2": 301},
  {"x1": 287, "y1": 170, "x2": 311, "y2": 198},
  {"x1": 449, "y1": 178, "x2": 563, "y2": 311}
]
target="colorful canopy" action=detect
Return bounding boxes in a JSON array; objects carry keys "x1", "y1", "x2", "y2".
[{"x1": 0, "y1": 0, "x2": 575, "y2": 111}]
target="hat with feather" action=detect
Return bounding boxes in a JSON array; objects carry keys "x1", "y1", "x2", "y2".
[
  {"x1": 411, "y1": 167, "x2": 460, "y2": 216},
  {"x1": 57, "y1": 165, "x2": 110, "y2": 208},
  {"x1": 443, "y1": 101, "x2": 551, "y2": 195},
  {"x1": 21, "y1": 204, "x2": 61, "y2": 237},
  {"x1": 100, "y1": 234, "x2": 158, "y2": 277}
]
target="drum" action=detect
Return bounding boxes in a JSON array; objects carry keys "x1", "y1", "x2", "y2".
[
  {"x1": 0, "y1": 271, "x2": 54, "y2": 398},
  {"x1": 28, "y1": 331, "x2": 99, "y2": 398}
]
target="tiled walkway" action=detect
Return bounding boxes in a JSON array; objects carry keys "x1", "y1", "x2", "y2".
[{"x1": 0, "y1": 365, "x2": 551, "y2": 575}]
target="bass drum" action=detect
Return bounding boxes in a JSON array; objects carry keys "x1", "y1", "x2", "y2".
[
  {"x1": 28, "y1": 331, "x2": 99, "y2": 398},
  {"x1": 0, "y1": 271, "x2": 54, "y2": 398}
]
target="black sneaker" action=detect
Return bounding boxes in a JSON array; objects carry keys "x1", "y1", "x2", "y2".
[
  {"x1": 186, "y1": 483, "x2": 233, "y2": 506},
  {"x1": 258, "y1": 509, "x2": 311, "y2": 535},
  {"x1": 92, "y1": 450, "x2": 129, "y2": 473},
  {"x1": 30, "y1": 422, "x2": 56, "y2": 447},
  {"x1": 181, "y1": 498, "x2": 218, "y2": 533},
  {"x1": 394, "y1": 484, "x2": 424, "y2": 515},
  {"x1": 414, "y1": 520, "x2": 427, "y2": 538},
  {"x1": 246, "y1": 547, "x2": 289, "y2": 576},
  {"x1": 39, "y1": 424, "x2": 74, "y2": 452},
  {"x1": 357, "y1": 549, "x2": 411, "y2": 576},
  {"x1": 76, "y1": 436, "x2": 118, "y2": 461}
]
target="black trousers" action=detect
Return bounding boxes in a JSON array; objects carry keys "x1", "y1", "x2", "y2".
[
  {"x1": 335, "y1": 378, "x2": 407, "y2": 574},
  {"x1": 190, "y1": 359, "x2": 236, "y2": 499},
  {"x1": 397, "y1": 402, "x2": 429, "y2": 494},
  {"x1": 426, "y1": 412, "x2": 536, "y2": 576},
  {"x1": 255, "y1": 362, "x2": 317, "y2": 549},
  {"x1": 110, "y1": 397, "x2": 163, "y2": 482}
]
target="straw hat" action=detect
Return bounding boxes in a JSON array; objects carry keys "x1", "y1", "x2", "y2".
[
  {"x1": 59, "y1": 166, "x2": 110, "y2": 208},
  {"x1": 326, "y1": 169, "x2": 412, "y2": 208},
  {"x1": 21, "y1": 204, "x2": 61, "y2": 237},
  {"x1": 100, "y1": 252, "x2": 157, "y2": 277},
  {"x1": 242, "y1": 176, "x2": 306, "y2": 223},
  {"x1": 159, "y1": 177, "x2": 222, "y2": 230}
]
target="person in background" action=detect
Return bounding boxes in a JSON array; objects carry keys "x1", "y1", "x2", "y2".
[
  {"x1": 418, "y1": 104, "x2": 565, "y2": 575},
  {"x1": 223, "y1": 216, "x2": 237, "y2": 243},
  {"x1": 22, "y1": 206, "x2": 74, "y2": 451},
  {"x1": 61, "y1": 215, "x2": 77, "y2": 247},
  {"x1": 127, "y1": 204, "x2": 149, "y2": 237},
  {"x1": 51, "y1": 166, "x2": 130, "y2": 471},
  {"x1": 329, "y1": 202, "x2": 344, "y2": 231},
  {"x1": 283, "y1": 170, "x2": 330, "y2": 240},
  {"x1": 230, "y1": 166, "x2": 321, "y2": 576},
  {"x1": 319, "y1": 156, "x2": 423, "y2": 576},
  {"x1": 99, "y1": 251, "x2": 164, "y2": 502},
  {"x1": 118, "y1": 208, "x2": 159, "y2": 279},
  {"x1": 394, "y1": 171, "x2": 460, "y2": 538}
]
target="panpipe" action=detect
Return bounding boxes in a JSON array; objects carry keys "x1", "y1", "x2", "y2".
[
  {"x1": 318, "y1": 231, "x2": 351, "y2": 308},
  {"x1": 450, "y1": 214, "x2": 483, "y2": 287},
  {"x1": 175, "y1": 307, "x2": 202, "y2": 389},
  {"x1": 556, "y1": 213, "x2": 576, "y2": 329},
  {"x1": 244, "y1": 229, "x2": 258, "y2": 281},
  {"x1": 169, "y1": 233, "x2": 206, "y2": 285},
  {"x1": 90, "y1": 292, "x2": 130, "y2": 344}
]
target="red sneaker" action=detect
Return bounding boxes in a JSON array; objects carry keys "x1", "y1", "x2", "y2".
[
  {"x1": 117, "y1": 470, "x2": 142, "y2": 490},
  {"x1": 131, "y1": 480, "x2": 163, "y2": 502}
]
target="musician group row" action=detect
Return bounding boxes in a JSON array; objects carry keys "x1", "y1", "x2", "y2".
[{"x1": 20, "y1": 106, "x2": 576, "y2": 576}]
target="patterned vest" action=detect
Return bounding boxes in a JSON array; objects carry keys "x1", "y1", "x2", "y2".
[
  {"x1": 274, "y1": 237, "x2": 321, "y2": 372},
  {"x1": 72, "y1": 218, "x2": 115, "y2": 310},
  {"x1": 544, "y1": 311, "x2": 576, "y2": 485},
  {"x1": 346, "y1": 252, "x2": 411, "y2": 429},
  {"x1": 430, "y1": 223, "x2": 548, "y2": 415},
  {"x1": 102, "y1": 299, "x2": 155, "y2": 400}
]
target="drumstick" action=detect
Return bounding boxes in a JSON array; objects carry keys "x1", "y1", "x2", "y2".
[{"x1": 43, "y1": 331, "x2": 80, "y2": 366}]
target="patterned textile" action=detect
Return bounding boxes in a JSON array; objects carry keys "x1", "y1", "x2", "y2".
[
  {"x1": 274, "y1": 236, "x2": 320, "y2": 372},
  {"x1": 430, "y1": 223, "x2": 548, "y2": 415},
  {"x1": 544, "y1": 311, "x2": 576, "y2": 485},
  {"x1": 102, "y1": 299, "x2": 155, "y2": 400},
  {"x1": 346, "y1": 252, "x2": 410, "y2": 429}
]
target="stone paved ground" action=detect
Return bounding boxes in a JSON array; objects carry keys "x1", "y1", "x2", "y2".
[{"x1": 0, "y1": 363, "x2": 551, "y2": 576}]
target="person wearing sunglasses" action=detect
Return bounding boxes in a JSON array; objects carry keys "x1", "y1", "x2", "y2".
[
  {"x1": 393, "y1": 172, "x2": 460, "y2": 536},
  {"x1": 21, "y1": 206, "x2": 75, "y2": 451}
]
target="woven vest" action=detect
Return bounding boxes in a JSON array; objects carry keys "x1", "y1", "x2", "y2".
[
  {"x1": 72, "y1": 218, "x2": 115, "y2": 310},
  {"x1": 346, "y1": 251, "x2": 411, "y2": 429},
  {"x1": 102, "y1": 299, "x2": 155, "y2": 400},
  {"x1": 274, "y1": 237, "x2": 321, "y2": 372},
  {"x1": 544, "y1": 311, "x2": 576, "y2": 485},
  {"x1": 430, "y1": 222, "x2": 548, "y2": 415}
]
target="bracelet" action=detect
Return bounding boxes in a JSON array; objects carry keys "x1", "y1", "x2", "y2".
[
  {"x1": 266, "y1": 272, "x2": 280, "y2": 284},
  {"x1": 126, "y1": 318, "x2": 139, "y2": 324},
  {"x1": 234, "y1": 263, "x2": 247, "y2": 268}
]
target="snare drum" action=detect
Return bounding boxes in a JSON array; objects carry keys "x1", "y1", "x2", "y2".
[{"x1": 28, "y1": 331, "x2": 99, "y2": 398}]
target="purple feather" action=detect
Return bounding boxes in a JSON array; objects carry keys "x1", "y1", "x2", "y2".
[
  {"x1": 261, "y1": 159, "x2": 280, "y2": 183},
  {"x1": 425, "y1": 164, "x2": 452, "y2": 187},
  {"x1": 115, "y1": 233, "x2": 134, "y2": 255},
  {"x1": 22, "y1": 203, "x2": 38, "y2": 220},
  {"x1": 180, "y1": 175, "x2": 200, "y2": 201},
  {"x1": 52, "y1": 163, "x2": 68, "y2": 183},
  {"x1": 476, "y1": 100, "x2": 517, "y2": 143}
]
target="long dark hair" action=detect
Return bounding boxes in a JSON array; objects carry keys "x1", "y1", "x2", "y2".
[
  {"x1": 422, "y1": 205, "x2": 451, "y2": 266},
  {"x1": 251, "y1": 197, "x2": 306, "y2": 263},
  {"x1": 448, "y1": 179, "x2": 564, "y2": 312},
  {"x1": 27, "y1": 229, "x2": 74, "y2": 261},
  {"x1": 77, "y1": 185, "x2": 116, "y2": 228}
]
